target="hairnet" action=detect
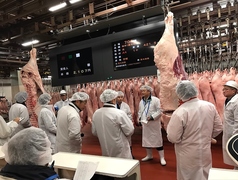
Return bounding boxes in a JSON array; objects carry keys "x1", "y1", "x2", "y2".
[
  {"x1": 224, "y1": 80, "x2": 238, "y2": 90},
  {"x1": 2, "y1": 127, "x2": 52, "y2": 166},
  {"x1": 176, "y1": 80, "x2": 198, "y2": 101},
  {"x1": 117, "y1": 91, "x2": 124, "y2": 97},
  {"x1": 38, "y1": 93, "x2": 52, "y2": 105},
  {"x1": 70, "y1": 92, "x2": 89, "y2": 101},
  {"x1": 14, "y1": 91, "x2": 28, "y2": 103},
  {"x1": 140, "y1": 85, "x2": 153, "y2": 92},
  {"x1": 100, "y1": 89, "x2": 118, "y2": 103},
  {"x1": 60, "y1": 90, "x2": 67, "y2": 95}
]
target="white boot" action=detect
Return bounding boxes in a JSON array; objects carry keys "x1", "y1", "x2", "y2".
[
  {"x1": 141, "y1": 148, "x2": 153, "y2": 161},
  {"x1": 158, "y1": 150, "x2": 166, "y2": 166}
]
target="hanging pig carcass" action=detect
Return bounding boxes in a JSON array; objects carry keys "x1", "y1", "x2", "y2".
[
  {"x1": 20, "y1": 48, "x2": 46, "y2": 127},
  {"x1": 154, "y1": 12, "x2": 187, "y2": 129}
]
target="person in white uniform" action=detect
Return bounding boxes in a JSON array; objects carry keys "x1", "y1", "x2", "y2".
[
  {"x1": 92, "y1": 89, "x2": 134, "y2": 159},
  {"x1": 138, "y1": 85, "x2": 166, "y2": 165},
  {"x1": 116, "y1": 91, "x2": 134, "y2": 158},
  {"x1": 38, "y1": 93, "x2": 57, "y2": 154},
  {"x1": 167, "y1": 80, "x2": 223, "y2": 180},
  {"x1": 54, "y1": 90, "x2": 70, "y2": 112},
  {"x1": 8, "y1": 91, "x2": 31, "y2": 137},
  {"x1": 116, "y1": 91, "x2": 133, "y2": 121},
  {"x1": 0, "y1": 115, "x2": 20, "y2": 145},
  {"x1": 222, "y1": 80, "x2": 238, "y2": 169},
  {"x1": 55, "y1": 92, "x2": 89, "y2": 153}
]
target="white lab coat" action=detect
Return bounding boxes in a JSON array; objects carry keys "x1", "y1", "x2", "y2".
[
  {"x1": 38, "y1": 105, "x2": 57, "y2": 153},
  {"x1": 92, "y1": 103, "x2": 134, "y2": 159},
  {"x1": 118, "y1": 102, "x2": 133, "y2": 121},
  {"x1": 8, "y1": 103, "x2": 31, "y2": 137},
  {"x1": 55, "y1": 102, "x2": 82, "y2": 153},
  {"x1": 167, "y1": 98, "x2": 223, "y2": 180},
  {"x1": 138, "y1": 96, "x2": 162, "y2": 147},
  {"x1": 54, "y1": 99, "x2": 70, "y2": 110},
  {"x1": 0, "y1": 115, "x2": 18, "y2": 146},
  {"x1": 117, "y1": 102, "x2": 133, "y2": 145},
  {"x1": 223, "y1": 94, "x2": 238, "y2": 166}
]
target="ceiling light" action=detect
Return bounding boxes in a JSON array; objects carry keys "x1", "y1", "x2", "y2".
[
  {"x1": 69, "y1": 0, "x2": 82, "y2": 4},
  {"x1": 21, "y1": 40, "x2": 39, "y2": 46},
  {"x1": 49, "y1": 2, "x2": 67, "y2": 12}
]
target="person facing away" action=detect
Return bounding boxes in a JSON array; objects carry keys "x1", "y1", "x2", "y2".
[
  {"x1": 0, "y1": 115, "x2": 20, "y2": 146},
  {"x1": 54, "y1": 90, "x2": 70, "y2": 112},
  {"x1": 0, "y1": 127, "x2": 60, "y2": 180},
  {"x1": 167, "y1": 80, "x2": 223, "y2": 180},
  {"x1": 38, "y1": 93, "x2": 57, "y2": 154},
  {"x1": 138, "y1": 85, "x2": 166, "y2": 166},
  {"x1": 55, "y1": 92, "x2": 89, "y2": 153},
  {"x1": 92, "y1": 89, "x2": 134, "y2": 159},
  {"x1": 8, "y1": 91, "x2": 31, "y2": 137},
  {"x1": 222, "y1": 80, "x2": 238, "y2": 169}
]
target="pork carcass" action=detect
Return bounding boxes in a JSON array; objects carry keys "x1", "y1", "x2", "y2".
[
  {"x1": 20, "y1": 48, "x2": 45, "y2": 127},
  {"x1": 198, "y1": 71, "x2": 216, "y2": 105},
  {"x1": 210, "y1": 69, "x2": 226, "y2": 120},
  {"x1": 154, "y1": 11, "x2": 187, "y2": 112}
]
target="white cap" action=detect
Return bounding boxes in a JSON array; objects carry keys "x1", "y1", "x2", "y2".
[
  {"x1": 224, "y1": 81, "x2": 238, "y2": 90},
  {"x1": 100, "y1": 89, "x2": 118, "y2": 103},
  {"x1": 60, "y1": 90, "x2": 67, "y2": 95},
  {"x1": 70, "y1": 92, "x2": 89, "y2": 101},
  {"x1": 117, "y1": 91, "x2": 124, "y2": 97},
  {"x1": 140, "y1": 85, "x2": 153, "y2": 92}
]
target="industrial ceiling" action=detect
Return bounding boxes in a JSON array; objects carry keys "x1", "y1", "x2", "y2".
[{"x1": 0, "y1": 0, "x2": 218, "y2": 78}]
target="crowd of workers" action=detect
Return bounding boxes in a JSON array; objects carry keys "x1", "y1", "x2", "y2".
[{"x1": 0, "y1": 79, "x2": 237, "y2": 180}]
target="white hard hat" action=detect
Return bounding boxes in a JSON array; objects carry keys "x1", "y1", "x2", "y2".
[
  {"x1": 60, "y1": 90, "x2": 67, "y2": 95},
  {"x1": 224, "y1": 81, "x2": 238, "y2": 90}
]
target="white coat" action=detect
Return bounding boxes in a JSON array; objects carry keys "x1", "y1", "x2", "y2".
[
  {"x1": 223, "y1": 94, "x2": 238, "y2": 166},
  {"x1": 92, "y1": 103, "x2": 134, "y2": 159},
  {"x1": 8, "y1": 103, "x2": 31, "y2": 137},
  {"x1": 117, "y1": 101, "x2": 133, "y2": 145},
  {"x1": 138, "y1": 96, "x2": 162, "y2": 147},
  {"x1": 167, "y1": 98, "x2": 223, "y2": 180},
  {"x1": 54, "y1": 99, "x2": 70, "y2": 110},
  {"x1": 0, "y1": 115, "x2": 18, "y2": 145},
  {"x1": 117, "y1": 102, "x2": 132, "y2": 121},
  {"x1": 55, "y1": 102, "x2": 82, "y2": 153},
  {"x1": 38, "y1": 105, "x2": 57, "y2": 153}
]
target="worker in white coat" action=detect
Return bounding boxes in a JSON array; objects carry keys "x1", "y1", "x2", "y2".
[
  {"x1": 8, "y1": 91, "x2": 31, "y2": 137},
  {"x1": 0, "y1": 115, "x2": 20, "y2": 145},
  {"x1": 55, "y1": 92, "x2": 89, "y2": 153},
  {"x1": 167, "y1": 80, "x2": 223, "y2": 180},
  {"x1": 54, "y1": 90, "x2": 70, "y2": 112},
  {"x1": 92, "y1": 89, "x2": 134, "y2": 159},
  {"x1": 222, "y1": 80, "x2": 238, "y2": 169},
  {"x1": 38, "y1": 93, "x2": 57, "y2": 154},
  {"x1": 138, "y1": 85, "x2": 166, "y2": 165},
  {"x1": 116, "y1": 91, "x2": 133, "y2": 121},
  {"x1": 116, "y1": 91, "x2": 134, "y2": 158}
]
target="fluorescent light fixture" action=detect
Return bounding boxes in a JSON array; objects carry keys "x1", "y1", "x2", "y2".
[
  {"x1": 22, "y1": 40, "x2": 39, "y2": 46},
  {"x1": 49, "y1": 2, "x2": 67, "y2": 12},
  {"x1": 69, "y1": 0, "x2": 82, "y2": 4}
]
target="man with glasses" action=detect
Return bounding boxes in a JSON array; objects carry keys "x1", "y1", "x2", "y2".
[{"x1": 222, "y1": 80, "x2": 238, "y2": 169}]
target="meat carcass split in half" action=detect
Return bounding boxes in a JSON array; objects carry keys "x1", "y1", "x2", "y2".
[
  {"x1": 20, "y1": 48, "x2": 45, "y2": 127},
  {"x1": 154, "y1": 11, "x2": 187, "y2": 129}
]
